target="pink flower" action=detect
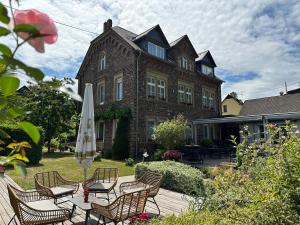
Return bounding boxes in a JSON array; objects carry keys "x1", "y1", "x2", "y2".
[{"x1": 13, "y1": 9, "x2": 57, "y2": 53}]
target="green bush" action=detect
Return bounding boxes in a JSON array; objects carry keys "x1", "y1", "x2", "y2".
[
  {"x1": 125, "y1": 158, "x2": 135, "y2": 166},
  {"x1": 152, "y1": 115, "x2": 187, "y2": 149},
  {"x1": 112, "y1": 117, "x2": 130, "y2": 160},
  {"x1": 0, "y1": 123, "x2": 45, "y2": 165},
  {"x1": 201, "y1": 139, "x2": 213, "y2": 147},
  {"x1": 135, "y1": 161, "x2": 206, "y2": 195}
]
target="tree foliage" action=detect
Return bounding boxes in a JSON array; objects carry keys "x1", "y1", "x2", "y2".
[
  {"x1": 24, "y1": 78, "x2": 77, "y2": 152},
  {"x1": 152, "y1": 115, "x2": 188, "y2": 149}
]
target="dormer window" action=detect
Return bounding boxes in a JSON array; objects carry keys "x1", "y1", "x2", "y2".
[
  {"x1": 148, "y1": 42, "x2": 165, "y2": 59},
  {"x1": 180, "y1": 56, "x2": 188, "y2": 69},
  {"x1": 202, "y1": 64, "x2": 213, "y2": 76}
]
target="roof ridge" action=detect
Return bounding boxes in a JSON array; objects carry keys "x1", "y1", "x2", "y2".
[
  {"x1": 112, "y1": 25, "x2": 137, "y2": 36},
  {"x1": 244, "y1": 92, "x2": 300, "y2": 102},
  {"x1": 169, "y1": 34, "x2": 187, "y2": 46},
  {"x1": 134, "y1": 24, "x2": 159, "y2": 40}
]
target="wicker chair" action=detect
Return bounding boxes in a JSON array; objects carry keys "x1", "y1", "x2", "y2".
[
  {"x1": 7, "y1": 184, "x2": 70, "y2": 225},
  {"x1": 34, "y1": 171, "x2": 79, "y2": 204},
  {"x1": 92, "y1": 188, "x2": 150, "y2": 225},
  {"x1": 119, "y1": 171, "x2": 163, "y2": 215},
  {"x1": 83, "y1": 168, "x2": 119, "y2": 202}
]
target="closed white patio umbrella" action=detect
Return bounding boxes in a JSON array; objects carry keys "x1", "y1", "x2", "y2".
[{"x1": 75, "y1": 83, "x2": 96, "y2": 182}]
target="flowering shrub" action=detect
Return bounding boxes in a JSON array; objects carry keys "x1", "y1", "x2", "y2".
[
  {"x1": 162, "y1": 150, "x2": 182, "y2": 161},
  {"x1": 129, "y1": 212, "x2": 151, "y2": 224},
  {"x1": 149, "y1": 122, "x2": 300, "y2": 225}
]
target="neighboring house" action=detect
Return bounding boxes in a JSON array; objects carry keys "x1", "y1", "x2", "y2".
[
  {"x1": 193, "y1": 92, "x2": 300, "y2": 144},
  {"x1": 16, "y1": 86, "x2": 29, "y2": 96},
  {"x1": 287, "y1": 87, "x2": 300, "y2": 95},
  {"x1": 222, "y1": 93, "x2": 243, "y2": 116},
  {"x1": 76, "y1": 19, "x2": 223, "y2": 157}
]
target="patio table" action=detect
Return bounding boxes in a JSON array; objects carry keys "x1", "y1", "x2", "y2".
[{"x1": 67, "y1": 195, "x2": 108, "y2": 225}]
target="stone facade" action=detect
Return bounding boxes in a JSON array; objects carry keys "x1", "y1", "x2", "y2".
[{"x1": 77, "y1": 21, "x2": 223, "y2": 157}]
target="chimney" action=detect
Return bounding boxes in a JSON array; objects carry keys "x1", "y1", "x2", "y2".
[{"x1": 103, "y1": 19, "x2": 112, "y2": 33}]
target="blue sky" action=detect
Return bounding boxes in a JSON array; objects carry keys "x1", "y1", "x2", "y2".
[{"x1": 3, "y1": 0, "x2": 300, "y2": 100}]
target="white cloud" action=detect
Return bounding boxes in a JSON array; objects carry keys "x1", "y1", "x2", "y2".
[{"x1": 2, "y1": 0, "x2": 300, "y2": 100}]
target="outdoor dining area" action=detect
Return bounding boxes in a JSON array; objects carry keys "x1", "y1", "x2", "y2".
[
  {"x1": 1, "y1": 83, "x2": 189, "y2": 225},
  {"x1": 6, "y1": 168, "x2": 163, "y2": 225}
]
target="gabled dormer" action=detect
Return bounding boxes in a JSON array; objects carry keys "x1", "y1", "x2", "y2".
[
  {"x1": 134, "y1": 25, "x2": 170, "y2": 60},
  {"x1": 168, "y1": 35, "x2": 198, "y2": 71},
  {"x1": 196, "y1": 50, "x2": 217, "y2": 77}
]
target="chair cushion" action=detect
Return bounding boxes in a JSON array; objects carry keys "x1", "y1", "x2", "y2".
[
  {"x1": 50, "y1": 187, "x2": 74, "y2": 197},
  {"x1": 87, "y1": 182, "x2": 113, "y2": 192},
  {"x1": 27, "y1": 200, "x2": 59, "y2": 210},
  {"x1": 122, "y1": 187, "x2": 145, "y2": 194}
]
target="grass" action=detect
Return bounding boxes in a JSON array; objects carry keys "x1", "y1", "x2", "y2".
[{"x1": 7, "y1": 152, "x2": 135, "y2": 190}]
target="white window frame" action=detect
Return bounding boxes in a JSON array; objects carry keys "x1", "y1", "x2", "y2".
[
  {"x1": 96, "y1": 121, "x2": 105, "y2": 141},
  {"x1": 147, "y1": 119, "x2": 156, "y2": 141},
  {"x1": 209, "y1": 93, "x2": 215, "y2": 109},
  {"x1": 178, "y1": 85, "x2": 185, "y2": 103},
  {"x1": 181, "y1": 56, "x2": 188, "y2": 69},
  {"x1": 186, "y1": 87, "x2": 192, "y2": 104},
  {"x1": 97, "y1": 82, "x2": 105, "y2": 105},
  {"x1": 157, "y1": 79, "x2": 166, "y2": 99},
  {"x1": 99, "y1": 54, "x2": 106, "y2": 71},
  {"x1": 148, "y1": 42, "x2": 165, "y2": 59},
  {"x1": 147, "y1": 77, "x2": 156, "y2": 97},
  {"x1": 202, "y1": 64, "x2": 213, "y2": 76},
  {"x1": 115, "y1": 77, "x2": 123, "y2": 101}
]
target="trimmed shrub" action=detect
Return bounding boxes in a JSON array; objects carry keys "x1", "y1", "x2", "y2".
[
  {"x1": 112, "y1": 117, "x2": 129, "y2": 160},
  {"x1": 125, "y1": 158, "x2": 135, "y2": 167},
  {"x1": 135, "y1": 161, "x2": 206, "y2": 195},
  {"x1": 0, "y1": 123, "x2": 45, "y2": 165}
]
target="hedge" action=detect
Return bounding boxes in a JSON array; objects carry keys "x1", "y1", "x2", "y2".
[
  {"x1": 135, "y1": 161, "x2": 206, "y2": 195},
  {"x1": 0, "y1": 123, "x2": 45, "y2": 165}
]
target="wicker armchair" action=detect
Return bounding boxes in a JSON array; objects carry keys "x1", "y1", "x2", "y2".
[
  {"x1": 7, "y1": 184, "x2": 70, "y2": 225},
  {"x1": 83, "y1": 168, "x2": 119, "y2": 202},
  {"x1": 34, "y1": 171, "x2": 79, "y2": 204},
  {"x1": 119, "y1": 171, "x2": 163, "y2": 215},
  {"x1": 92, "y1": 188, "x2": 150, "y2": 225}
]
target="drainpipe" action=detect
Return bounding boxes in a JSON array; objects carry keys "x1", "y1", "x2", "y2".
[{"x1": 135, "y1": 50, "x2": 142, "y2": 158}]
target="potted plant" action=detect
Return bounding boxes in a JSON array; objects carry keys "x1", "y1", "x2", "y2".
[{"x1": 0, "y1": 141, "x2": 31, "y2": 177}]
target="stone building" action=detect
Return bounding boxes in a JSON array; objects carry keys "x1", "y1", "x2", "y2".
[{"x1": 76, "y1": 19, "x2": 223, "y2": 157}]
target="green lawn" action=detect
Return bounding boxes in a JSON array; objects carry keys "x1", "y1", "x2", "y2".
[{"x1": 7, "y1": 152, "x2": 135, "y2": 190}]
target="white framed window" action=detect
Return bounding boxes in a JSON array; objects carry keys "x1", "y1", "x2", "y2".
[
  {"x1": 147, "y1": 77, "x2": 156, "y2": 97},
  {"x1": 157, "y1": 79, "x2": 165, "y2": 99},
  {"x1": 148, "y1": 42, "x2": 165, "y2": 59},
  {"x1": 96, "y1": 121, "x2": 105, "y2": 141},
  {"x1": 186, "y1": 87, "x2": 192, "y2": 104},
  {"x1": 223, "y1": 105, "x2": 227, "y2": 113},
  {"x1": 202, "y1": 64, "x2": 213, "y2": 76},
  {"x1": 97, "y1": 82, "x2": 105, "y2": 105},
  {"x1": 178, "y1": 84, "x2": 193, "y2": 105},
  {"x1": 116, "y1": 77, "x2": 123, "y2": 101},
  {"x1": 147, "y1": 77, "x2": 166, "y2": 100},
  {"x1": 202, "y1": 89, "x2": 215, "y2": 110},
  {"x1": 99, "y1": 54, "x2": 106, "y2": 71},
  {"x1": 147, "y1": 119, "x2": 156, "y2": 140},
  {"x1": 203, "y1": 124, "x2": 209, "y2": 139},
  {"x1": 181, "y1": 56, "x2": 188, "y2": 69},
  {"x1": 185, "y1": 124, "x2": 193, "y2": 143},
  {"x1": 178, "y1": 85, "x2": 185, "y2": 103}
]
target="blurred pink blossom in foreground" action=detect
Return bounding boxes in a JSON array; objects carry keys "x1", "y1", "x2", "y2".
[{"x1": 13, "y1": 9, "x2": 57, "y2": 53}]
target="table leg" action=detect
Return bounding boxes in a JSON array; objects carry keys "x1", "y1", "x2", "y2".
[
  {"x1": 85, "y1": 210, "x2": 90, "y2": 225},
  {"x1": 71, "y1": 204, "x2": 76, "y2": 218}
]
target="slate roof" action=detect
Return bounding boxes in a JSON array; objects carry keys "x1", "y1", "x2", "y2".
[
  {"x1": 112, "y1": 26, "x2": 140, "y2": 50},
  {"x1": 240, "y1": 93, "x2": 300, "y2": 116},
  {"x1": 169, "y1": 35, "x2": 198, "y2": 57},
  {"x1": 196, "y1": 50, "x2": 217, "y2": 67},
  {"x1": 170, "y1": 35, "x2": 186, "y2": 47}
]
